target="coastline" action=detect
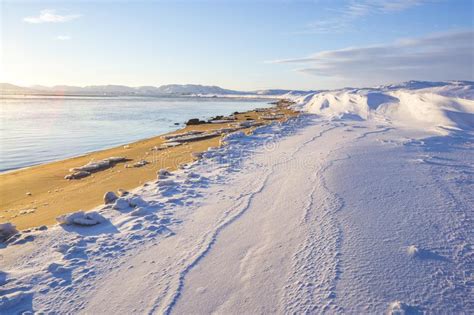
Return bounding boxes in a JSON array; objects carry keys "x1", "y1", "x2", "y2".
[
  {"x1": 1, "y1": 95, "x2": 275, "y2": 172},
  {"x1": 0, "y1": 101, "x2": 297, "y2": 230}
]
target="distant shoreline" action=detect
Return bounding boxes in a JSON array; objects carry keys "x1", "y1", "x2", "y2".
[{"x1": 0, "y1": 93, "x2": 278, "y2": 100}]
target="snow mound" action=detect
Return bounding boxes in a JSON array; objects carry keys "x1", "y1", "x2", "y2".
[
  {"x1": 56, "y1": 211, "x2": 106, "y2": 226},
  {"x1": 113, "y1": 198, "x2": 131, "y2": 211},
  {"x1": 0, "y1": 223, "x2": 18, "y2": 242},
  {"x1": 295, "y1": 81, "x2": 474, "y2": 133},
  {"x1": 407, "y1": 245, "x2": 420, "y2": 257}
]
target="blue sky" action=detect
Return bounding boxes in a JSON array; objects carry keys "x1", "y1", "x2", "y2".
[{"x1": 1, "y1": 0, "x2": 473, "y2": 90}]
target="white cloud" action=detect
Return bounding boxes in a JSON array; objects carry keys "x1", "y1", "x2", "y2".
[
  {"x1": 304, "y1": 0, "x2": 428, "y2": 34},
  {"x1": 347, "y1": 0, "x2": 426, "y2": 15},
  {"x1": 24, "y1": 9, "x2": 81, "y2": 24},
  {"x1": 56, "y1": 35, "x2": 71, "y2": 41},
  {"x1": 271, "y1": 31, "x2": 474, "y2": 85}
]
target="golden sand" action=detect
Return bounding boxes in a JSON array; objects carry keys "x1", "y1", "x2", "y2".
[{"x1": 0, "y1": 104, "x2": 297, "y2": 230}]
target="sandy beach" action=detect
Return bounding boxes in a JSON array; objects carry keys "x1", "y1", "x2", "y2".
[{"x1": 0, "y1": 101, "x2": 297, "y2": 230}]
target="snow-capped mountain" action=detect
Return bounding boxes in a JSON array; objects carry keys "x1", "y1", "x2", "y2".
[{"x1": 1, "y1": 83, "x2": 305, "y2": 97}]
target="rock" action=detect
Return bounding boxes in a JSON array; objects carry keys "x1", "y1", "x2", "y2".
[
  {"x1": 0, "y1": 223, "x2": 19, "y2": 242},
  {"x1": 19, "y1": 209, "x2": 35, "y2": 215},
  {"x1": 158, "y1": 169, "x2": 171, "y2": 179},
  {"x1": 117, "y1": 189, "x2": 129, "y2": 197},
  {"x1": 56, "y1": 211, "x2": 106, "y2": 226},
  {"x1": 65, "y1": 170, "x2": 91, "y2": 180},
  {"x1": 185, "y1": 118, "x2": 206, "y2": 125},
  {"x1": 133, "y1": 160, "x2": 149, "y2": 168},
  {"x1": 104, "y1": 191, "x2": 118, "y2": 204}
]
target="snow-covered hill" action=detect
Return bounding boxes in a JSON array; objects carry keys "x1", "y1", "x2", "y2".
[
  {"x1": 155, "y1": 84, "x2": 243, "y2": 95},
  {"x1": 292, "y1": 81, "x2": 474, "y2": 134},
  {"x1": 1, "y1": 83, "x2": 308, "y2": 97}
]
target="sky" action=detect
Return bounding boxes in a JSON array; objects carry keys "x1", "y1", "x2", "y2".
[{"x1": 1, "y1": 0, "x2": 473, "y2": 90}]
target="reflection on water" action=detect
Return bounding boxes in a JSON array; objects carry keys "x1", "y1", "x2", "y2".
[{"x1": 0, "y1": 96, "x2": 270, "y2": 171}]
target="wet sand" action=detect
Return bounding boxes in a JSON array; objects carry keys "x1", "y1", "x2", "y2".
[{"x1": 0, "y1": 102, "x2": 297, "y2": 230}]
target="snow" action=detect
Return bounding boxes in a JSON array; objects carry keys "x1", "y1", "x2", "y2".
[
  {"x1": 0, "y1": 81, "x2": 472, "y2": 313},
  {"x1": 292, "y1": 81, "x2": 474, "y2": 133},
  {"x1": 56, "y1": 211, "x2": 107, "y2": 226}
]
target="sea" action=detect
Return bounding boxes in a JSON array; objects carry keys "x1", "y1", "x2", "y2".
[{"x1": 0, "y1": 95, "x2": 272, "y2": 172}]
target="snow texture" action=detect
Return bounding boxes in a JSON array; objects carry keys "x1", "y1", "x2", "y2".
[{"x1": 0, "y1": 81, "x2": 472, "y2": 314}]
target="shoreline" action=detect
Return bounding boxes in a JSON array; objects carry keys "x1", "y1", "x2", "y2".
[
  {"x1": 0, "y1": 96, "x2": 275, "y2": 173},
  {"x1": 0, "y1": 100, "x2": 297, "y2": 230}
]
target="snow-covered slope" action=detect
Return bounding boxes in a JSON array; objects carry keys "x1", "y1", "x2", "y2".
[
  {"x1": 1, "y1": 81, "x2": 472, "y2": 314},
  {"x1": 292, "y1": 81, "x2": 474, "y2": 133}
]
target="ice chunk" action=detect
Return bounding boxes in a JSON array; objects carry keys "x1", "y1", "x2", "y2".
[
  {"x1": 70, "y1": 160, "x2": 110, "y2": 172},
  {"x1": 56, "y1": 211, "x2": 106, "y2": 226}
]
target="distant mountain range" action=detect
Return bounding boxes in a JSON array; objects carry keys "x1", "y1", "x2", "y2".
[{"x1": 0, "y1": 83, "x2": 312, "y2": 97}]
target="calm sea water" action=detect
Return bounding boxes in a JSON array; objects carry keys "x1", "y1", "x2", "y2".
[{"x1": 0, "y1": 96, "x2": 271, "y2": 172}]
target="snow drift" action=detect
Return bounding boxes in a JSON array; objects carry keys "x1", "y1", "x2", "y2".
[{"x1": 293, "y1": 81, "x2": 474, "y2": 133}]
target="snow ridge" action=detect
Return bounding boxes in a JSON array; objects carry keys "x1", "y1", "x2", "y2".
[{"x1": 292, "y1": 81, "x2": 474, "y2": 134}]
